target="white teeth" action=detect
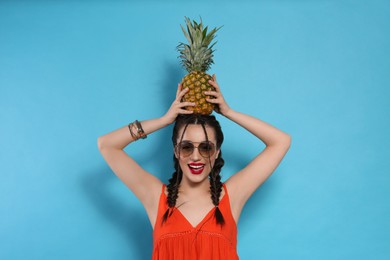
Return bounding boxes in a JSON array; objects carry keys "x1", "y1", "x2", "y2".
[{"x1": 189, "y1": 165, "x2": 204, "y2": 169}]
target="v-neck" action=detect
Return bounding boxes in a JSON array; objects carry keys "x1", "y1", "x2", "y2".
[{"x1": 174, "y1": 192, "x2": 227, "y2": 229}]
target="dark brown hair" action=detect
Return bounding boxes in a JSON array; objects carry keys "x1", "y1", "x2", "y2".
[{"x1": 162, "y1": 114, "x2": 225, "y2": 226}]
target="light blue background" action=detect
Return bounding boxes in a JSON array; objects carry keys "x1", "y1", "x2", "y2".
[{"x1": 1, "y1": 0, "x2": 389, "y2": 259}]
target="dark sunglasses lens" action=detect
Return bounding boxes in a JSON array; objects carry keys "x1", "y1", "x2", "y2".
[
  {"x1": 199, "y1": 142, "x2": 215, "y2": 157},
  {"x1": 179, "y1": 143, "x2": 194, "y2": 157}
]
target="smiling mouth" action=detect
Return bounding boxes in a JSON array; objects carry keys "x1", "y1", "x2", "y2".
[{"x1": 188, "y1": 164, "x2": 205, "y2": 175}]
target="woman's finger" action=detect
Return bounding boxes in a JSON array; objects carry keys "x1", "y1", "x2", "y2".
[
  {"x1": 208, "y1": 79, "x2": 220, "y2": 91},
  {"x1": 176, "y1": 83, "x2": 182, "y2": 98},
  {"x1": 179, "y1": 109, "x2": 194, "y2": 114},
  {"x1": 204, "y1": 90, "x2": 219, "y2": 97},
  {"x1": 205, "y1": 97, "x2": 219, "y2": 103},
  {"x1": 175, "y1": 102, "x2": 195, "y2": 108},
  {"x1": 177, "y1": 87, "x2": 189, "y2": 101},
  {"x1": 178, "y1": 102, "x2": 195, "y2": 107}
]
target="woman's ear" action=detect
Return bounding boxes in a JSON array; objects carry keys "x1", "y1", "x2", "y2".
[
  {"x1": 215, "y1": 149, "x2": 220, "y2": 159},
  {"x1": 174, "y1": 147, "x2": 179, "y2": 159}
]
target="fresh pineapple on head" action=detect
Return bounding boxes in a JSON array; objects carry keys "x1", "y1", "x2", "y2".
[{"x1": 177, "y1": 17, "x2": 222, "y2": 115}]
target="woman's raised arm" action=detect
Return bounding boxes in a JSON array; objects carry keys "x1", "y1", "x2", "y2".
[
  {"x1": 205, "y1": 75, "x2": 291, "y2": 222},
  {"x1": 97, "y1": 84, "x2": 194, "y2": 223}
]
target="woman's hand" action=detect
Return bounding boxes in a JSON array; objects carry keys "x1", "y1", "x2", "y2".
[
  {"x1": 161, "y1": 83, "x2": 195, "y2": 125},
  {"x1": 205, "y1": 74, "x2": 231, "y2": 116}
]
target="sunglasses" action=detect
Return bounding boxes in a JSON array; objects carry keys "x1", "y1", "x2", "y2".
[{"x1": 175, "y1": 141, "x2": 217, "y2": 158}]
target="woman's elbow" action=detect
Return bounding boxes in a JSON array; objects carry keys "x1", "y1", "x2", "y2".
[
  {"x1": 97, "y1": 136, "x2": 106, "y2": 151},
  {"x1": 283, "y1": 133, "x2": 292, "y2": 149}
]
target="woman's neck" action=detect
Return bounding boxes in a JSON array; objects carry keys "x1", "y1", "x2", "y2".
[{"x1": 179, "y1": 179, "x2": 210, "y2": 198}]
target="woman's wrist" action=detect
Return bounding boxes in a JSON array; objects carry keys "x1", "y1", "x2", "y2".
[
  {"x1": 222, "y1": 107, "x2": 234, "y2": 119},
  {"x1": 159, "y1": 114, "x2": 174, "y2": 127}
]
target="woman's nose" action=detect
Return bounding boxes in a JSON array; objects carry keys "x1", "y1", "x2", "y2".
[{"x1": 190, "y1": 147, "x2": 201, "y2": 160}]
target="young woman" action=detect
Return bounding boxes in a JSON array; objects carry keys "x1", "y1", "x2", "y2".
[{"x1": 97, "y1": 75, "x2": 291, "y2": 259}]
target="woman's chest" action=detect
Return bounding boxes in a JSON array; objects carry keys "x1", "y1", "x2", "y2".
[{"x1": 175, "y1": 198, "x2": 215, "y2": 228}]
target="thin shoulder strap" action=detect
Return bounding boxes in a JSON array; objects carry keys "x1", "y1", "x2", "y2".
[
  {"x1": 222, "y1": 183, "x2": 228, "y2": 197},
  {"x1": 161, "y1": 184, "x2": 166, "y2": 197},
  {"x1": 157, "y1": 184, "x2": 168, "y2": 213}
]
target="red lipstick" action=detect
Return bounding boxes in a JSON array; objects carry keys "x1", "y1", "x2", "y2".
[{"x1": 188, "y1": 163, "x2": 205, "y2": 175}]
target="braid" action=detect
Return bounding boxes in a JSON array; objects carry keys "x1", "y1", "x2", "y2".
[
  {"x1": 200, "y1": 122, "x2": 225, "y2": 226},
  {"x1": 162, "y1": 122, "x2": 189, "y2": 225},
  {"x1": 161, "y1": 171, "x2": 182, "y2": 224},
  {"x1": 161, "y1": 162, "x2": 182, "y2": 224},
  {"x1": 209, "y1": 152, "x2": 225, "y2": 226},
  {"x1": 167, "y1": 162, "x2": 180, "y2": 209}
]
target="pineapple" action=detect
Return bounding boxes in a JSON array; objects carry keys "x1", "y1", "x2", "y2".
[{"x1": 177, "y1": 17, "x2": 222, "y2": 115}]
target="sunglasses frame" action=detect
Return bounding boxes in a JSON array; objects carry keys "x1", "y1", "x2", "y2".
[{"x1": 175, "y1": 141, "x2": 217, "y2": 158}]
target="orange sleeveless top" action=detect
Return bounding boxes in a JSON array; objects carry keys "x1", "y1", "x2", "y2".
[{"x1": 152, "y1": 183, "x2": 239, "y2": 260}]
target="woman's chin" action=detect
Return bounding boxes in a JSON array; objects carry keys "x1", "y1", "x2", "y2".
[{"x1": 182, "y1": 171, "x2": 209, "y2": 184}]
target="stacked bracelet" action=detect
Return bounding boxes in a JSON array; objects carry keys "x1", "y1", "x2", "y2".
[
  {"x1": 128, "y1": 120, "x2": 147, "y2": 141},
  {"x1": 134, "y1": 120, "x2": 147, "y2": 139}
]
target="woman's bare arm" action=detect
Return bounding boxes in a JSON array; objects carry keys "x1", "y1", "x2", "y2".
[
  {"x1": 97, "y1": 117, "x2": 169, "y2": 205},
  {"x1": 223, "y1": 110, "x2": 291, "y2": 212},
  {"x1": 97, "y1": 84, "x2": 194, "y2": 223},
  {"x1": 205, "y1": 75, "x2": 291, "y2": 221}
]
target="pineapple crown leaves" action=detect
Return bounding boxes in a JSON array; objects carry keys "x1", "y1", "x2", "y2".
[{"x1": 177, "y1": 17, "x2": 222, "y2": 72}]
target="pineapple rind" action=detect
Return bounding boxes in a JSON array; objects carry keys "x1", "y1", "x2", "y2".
[{"x1": 181, "y1": 71, "x2": 215, "y2": 115}]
